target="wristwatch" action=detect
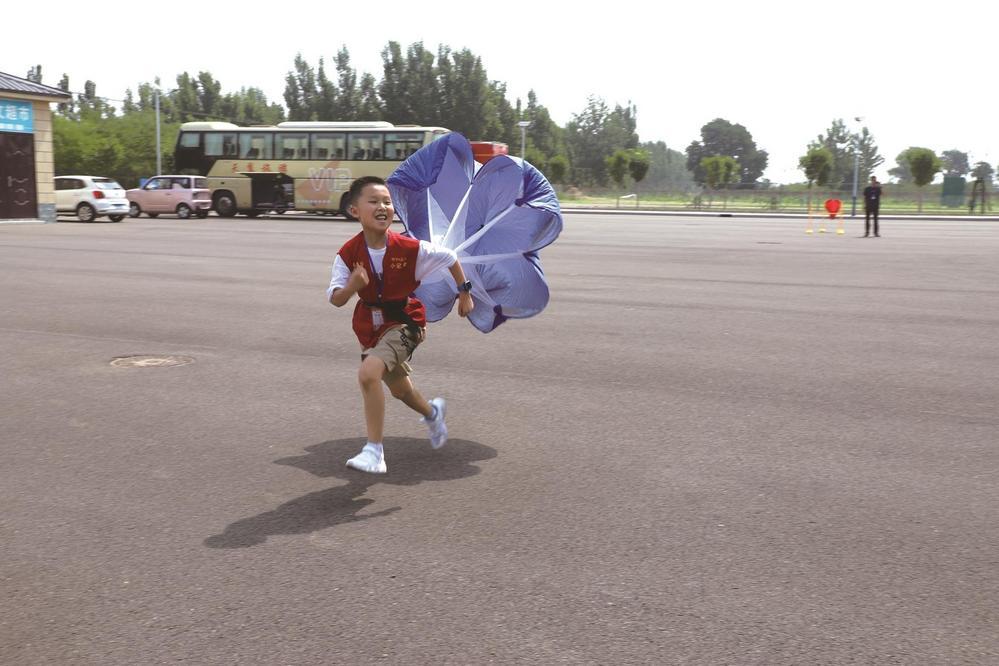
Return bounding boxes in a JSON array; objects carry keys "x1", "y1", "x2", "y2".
[{"x1": 458, "y1": 280, "x2": 473, "y2": 293}]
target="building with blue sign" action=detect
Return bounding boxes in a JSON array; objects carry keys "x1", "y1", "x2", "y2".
[{"x1": 0, "y1": 71, "x2": 71, "y2": 223}]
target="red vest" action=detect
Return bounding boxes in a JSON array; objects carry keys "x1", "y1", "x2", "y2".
[{"x1": 338, "y1": 230, "x2": 426, "y2": 348}]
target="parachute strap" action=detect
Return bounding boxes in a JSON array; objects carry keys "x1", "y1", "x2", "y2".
[
  {"x1": 362, "y1": 299, "x2": 421, "y2": 330},
  {"x1": 454, "y1": 203, "x2": 515, "y2": 253}
]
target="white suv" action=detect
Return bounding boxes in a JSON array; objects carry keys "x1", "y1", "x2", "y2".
[{"x1": 54, "y1": 175, "x2": 130, "y2": 222}]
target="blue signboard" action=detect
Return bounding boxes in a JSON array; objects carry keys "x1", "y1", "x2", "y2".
[{"x1": 0, "y1": 98, "x2": 34, "y2": 133}]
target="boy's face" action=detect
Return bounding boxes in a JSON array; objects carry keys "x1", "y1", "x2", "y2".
[{"x1": 351, "y1": 184, "x2": 394, "y2": 234}]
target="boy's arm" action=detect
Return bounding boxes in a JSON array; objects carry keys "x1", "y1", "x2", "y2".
[
  {"x1": 330, "y1": 262, "x2": 369, "y2": 307},
  {"x1": 448, "y1": 260, "x2": 474, "y2": 318}
]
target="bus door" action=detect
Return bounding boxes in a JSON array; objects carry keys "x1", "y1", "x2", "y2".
[{"x1": 239, "y1": 172, "x2": 294, "y2": 212}]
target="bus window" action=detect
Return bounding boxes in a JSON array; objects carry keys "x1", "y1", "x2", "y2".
[
  {"x1": 311, "y1": 133, "x2": 346, "y2": 160},
  {"x1": 384, "y1": 132, "x2": 424, "y2": 160},
  {"x1": 239, "y1": 132, "x2": 273, "y2": 160},
  {"x1": 276, "y1": 133, "x2": 309, "y2": 160},
  {"x1": 205, "y1": 133, "x2": 238, "y2": 158},
  {"x1": 349, "y1": 133, "x2": 384, "y2": 161},
  {"x1": 179, "y1": 132, "x2": 201, "y2": 148}
]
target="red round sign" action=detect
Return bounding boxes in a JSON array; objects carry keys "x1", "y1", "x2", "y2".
[{"x1": 824, "y1": 199, "x2": 842, "y2": 215}]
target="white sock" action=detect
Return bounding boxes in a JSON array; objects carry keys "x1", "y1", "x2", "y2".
[{"x1": 365, "y1": 442, "x2": 384, "y2": 457}]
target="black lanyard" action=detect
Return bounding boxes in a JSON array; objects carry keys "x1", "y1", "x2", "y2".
[{"x1": 364, "y1": 238, "x2": 387, "y2": 301}]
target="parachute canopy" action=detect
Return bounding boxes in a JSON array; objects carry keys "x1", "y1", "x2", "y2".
[{"x1": 387, "y1": 133, "x2": 563, "y2": 333}]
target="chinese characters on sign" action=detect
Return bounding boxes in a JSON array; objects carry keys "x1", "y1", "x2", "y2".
[
  {"x1": 0, "y1": 99, "x2": 34, "y2": 133},
  {"x1": 230, "y1": 162, "x2": 289, "y2": 174}
]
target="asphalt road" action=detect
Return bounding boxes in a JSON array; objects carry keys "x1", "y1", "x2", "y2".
[{"x1": 2, "y1": 213, "x2": 998, "y2": 664}]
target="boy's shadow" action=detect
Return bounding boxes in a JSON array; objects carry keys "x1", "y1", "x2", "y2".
[{"x1": 204, "y1": 437, "x2": 496, "y2": 549}]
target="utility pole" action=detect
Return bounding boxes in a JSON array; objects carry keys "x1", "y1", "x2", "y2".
[{"x1": 155, "y1": 89, "x2": 162, "y2": 176}]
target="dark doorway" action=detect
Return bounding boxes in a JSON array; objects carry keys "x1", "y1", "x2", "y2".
[{"x1": 0, "y1": 132, "x2": 37, "y2": 219}]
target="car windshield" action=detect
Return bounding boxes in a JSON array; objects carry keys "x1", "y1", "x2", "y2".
[
  {"x1": 94, "y1": 178, "x2": 123, "y2": 190},
  {"x1": 194, "y1": 177, "x2": 208, "y2": 189}
]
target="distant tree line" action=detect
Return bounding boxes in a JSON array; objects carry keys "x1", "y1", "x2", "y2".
[{"x1": 28, "y1": 53, "x2": 998, "y2": 193}]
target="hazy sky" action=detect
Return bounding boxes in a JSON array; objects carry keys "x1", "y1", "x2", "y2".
[{"x1": 6, "y1": 0, "x2": 996, "y2": 183}]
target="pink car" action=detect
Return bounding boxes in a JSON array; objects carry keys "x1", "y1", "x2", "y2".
[{"x1": 127, "y1": 175, "x2": 212, "y2": 219}]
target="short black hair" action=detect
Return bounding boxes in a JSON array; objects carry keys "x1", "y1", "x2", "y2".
[{"x1": 348, "y1": 176, "x2": 387, "y2": 206}]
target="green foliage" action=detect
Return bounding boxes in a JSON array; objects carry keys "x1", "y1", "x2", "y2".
[
  {"x1": 970, "y1": 161, "x2": 995, "y2": 183},
  {"x1": 606, "y1": 150, "x2": 630, "y2": 189},
  {"x1": 905, "y1": 147, "x2": 941, "y2": 187},
  {"x1": 627, "y1": 149, "x2": 651, "y2": 185},
  {"x1": 700, "y1": 155, "x2": 739, "y2": 191},
  {"x1": 564, "y1": 96, "x2": 639, "y2": 186},
  {"x1": 854, "y1": 127, "x2": 884, "y2": 183},
  {"x1": 546, "y1": 155, "x2": 569, "y2": 185},
  {"x1": 940, "y1": 149, "x2": 970, "y2": 176},
  {"x1": 636, "y1": 141, "x2": 695, "y2": 192},
  {"x1": 53, "y1": 113, "x2": 179, "y2": 186},
  {"x1": 686, "y1": 118, "x2": 768, "y2": 186},
  {"x1": 798, "y1": 146, "x2": 833, "y2": 186}
]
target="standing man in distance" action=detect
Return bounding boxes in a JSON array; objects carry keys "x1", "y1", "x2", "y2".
[{"x1": 863, "y1": 176, "x2": 883, "y2": 237}]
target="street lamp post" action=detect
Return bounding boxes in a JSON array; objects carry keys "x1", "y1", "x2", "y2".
[
  {"x1": 155, "y1": 88, "x2": 162, "y2": 176},
  {"x1": 850, "y1": 116, "x2": 863, "y2": 217},
  {"x1": 517, "y1": 120, "x2": 531, "y2": 160}
]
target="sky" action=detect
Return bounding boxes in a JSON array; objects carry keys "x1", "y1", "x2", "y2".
[{"x1": 6, "y1": 0, "x2": 997, "y2": 184}]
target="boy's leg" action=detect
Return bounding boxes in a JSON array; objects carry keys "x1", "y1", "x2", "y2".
[
  {"x1": 386, "y1": 373, "x2": 433, "y2": 419},
  {"x1": 387, "y1": 374, "x2": 448, "y2": 449},
  {"x1": 346, "y1": 355, "x2": 390, "y2": 474},
  {"x1": 358, "y1": 355, "x2": 388, "y2": 444}
]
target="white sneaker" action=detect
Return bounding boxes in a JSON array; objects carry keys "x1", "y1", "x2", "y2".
[
  {"x1": 346, "y1": 444, "x2": 387, "y2": 474},
  {"x1": 421, "y1": 397, "x2": 448, "y2": 449}
]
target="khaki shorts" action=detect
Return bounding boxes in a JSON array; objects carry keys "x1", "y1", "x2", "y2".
[{"x1": 361, "y1": 325, "x2": 423, "y2": 384}]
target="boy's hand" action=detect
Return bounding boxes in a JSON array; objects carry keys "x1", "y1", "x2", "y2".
[
  {"x1": 457, "y1": 291, "x2": 473, "y2": 317},
  {"x1": 348, "y1": 262, "x2": 369, "y2": 290}
]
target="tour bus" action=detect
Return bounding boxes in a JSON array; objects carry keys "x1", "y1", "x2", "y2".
[{"x1": 173, "y1": 121, "x2": 450, "y2": 217}]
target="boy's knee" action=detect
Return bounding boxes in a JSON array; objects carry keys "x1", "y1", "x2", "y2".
[{"x1": 357, "y1": 363, "x2": 384, "y2": 388}]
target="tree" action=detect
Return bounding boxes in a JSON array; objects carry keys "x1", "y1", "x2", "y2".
[
  {"x1": 26, "y1": 65, "x2": 42, "y2": 83},
  {"x1": 627, "y1": 149, "x2": 650, "y2": 205},
  {"x1": 888, "y1": 148, "x2": 915, "y2": 183},
  {"x1": 971, "y1": 161, "x2": 995, "y2": 183},
  {"x1": 637, "y1": 141, "x2": 695, "y2": 192},
  {"x1": 564, "y1": 96, "x2": 640, "y2": 186},
  {"x1": 606, "y1": 150, "x2": 630, "y2": 190},
  {"x1": 333, "y1": 47, "x2": 359, "y2": 119},
  {"x1": 284, "y1": 54, "x2": 318, "y2": 120},
  {"x1": 546, "y1": 155, "x2": 569, "y2": 187},
  {"x1": 854, "y1": 127, "x2": 885, "y2": 184},
  {"x1": 798, "y1": 146, "x2": 833, "y2": 213},
  {"x1": 686, "y1": 118, "x2": 768, "y2": 187},
  {"x1": 904, "y1": 147, "x2": 941, "y2": 212},
  {"x1": 808, "y1": 119, "x2": 853, "y2": 189},
  {"x1": 701, "y1": 155, "x2": 739, "y2": 207},
  {"x1": 940, "y1": 150, "x2": 970, "y2": 177}
]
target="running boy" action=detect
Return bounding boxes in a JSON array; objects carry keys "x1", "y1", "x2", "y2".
[{"x1": 326, "y1": 176, "x2": 474, "y2": 474}]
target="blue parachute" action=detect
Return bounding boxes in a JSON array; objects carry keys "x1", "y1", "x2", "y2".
[{"x1": 386, "y1": 133, "x2": 563, "y2": 333}]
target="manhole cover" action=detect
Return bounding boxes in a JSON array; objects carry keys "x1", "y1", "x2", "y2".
[{"x1": 111, "y1": 355, "x2": 195, "y2": 368}]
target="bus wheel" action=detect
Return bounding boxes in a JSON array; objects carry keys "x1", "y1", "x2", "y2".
[
  {"x1": 339, "y1": 193, "x2": 357, "y2": 220},
  {"x1": 214, "y1": 192, "x2": 237, "y2": 218}
]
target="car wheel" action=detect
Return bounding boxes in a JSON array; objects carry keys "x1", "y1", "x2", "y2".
[
  {"x1": 129, "y1": 202, "x2": 142, "y2": 218},
  {"x1": 109, "y1": 215, "x2": 125, "y2": 222},
  {"x1": 176, "y1": 203, "x2": 192, "y2": 219},
  {"x1": 214, "y1": 192, "x2": 237, "y2": 218},
  {"x1": 77, "y1": 203, "x2": 96, "y2": 222}
]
